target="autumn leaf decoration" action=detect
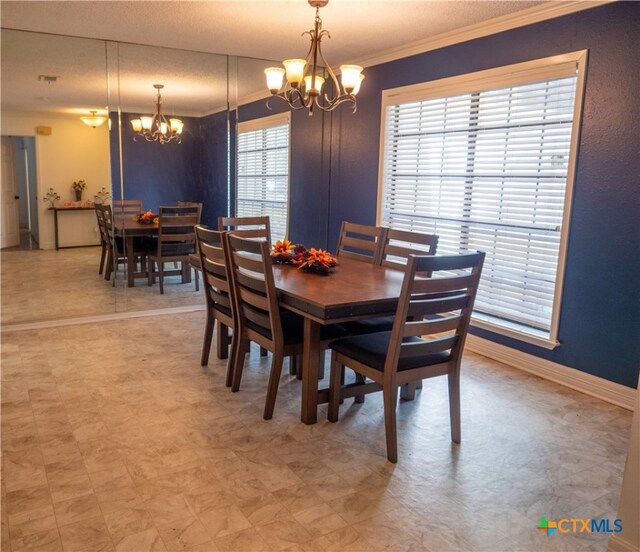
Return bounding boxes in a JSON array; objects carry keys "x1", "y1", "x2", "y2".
[{"x1": 293, "y1": 248, "x2": 338, "y2": 274}]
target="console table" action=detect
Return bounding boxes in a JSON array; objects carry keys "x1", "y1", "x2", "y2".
[{"x1": 49, "y1": 207, "x2": 99, "y2": 250}]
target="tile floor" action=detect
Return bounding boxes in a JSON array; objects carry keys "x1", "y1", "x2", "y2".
[
  {"x1": 0, "y1": 311, "x2": 633, "y2": 551},
  {"x1": 1, "y1": 247, "x2": 201, "y2": 326}
]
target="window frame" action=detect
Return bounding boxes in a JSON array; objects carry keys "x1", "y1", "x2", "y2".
[
  {"x1": 236, "y1": 111, "x2": 292, "y2": 241},
  {"x1": 376, "y1": 51, "x2": 588, "y2": 349}
]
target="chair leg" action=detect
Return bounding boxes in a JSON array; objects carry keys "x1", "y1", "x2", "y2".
[
  {"x1": 158, "y1": 262, "x2": 164, "y2": 294},
  {"x1": 216, "y1": 322, "x2": 230, "y2": 360},
  {"x1": 194, "y1": 268, "x2": 199, "y2": 292},
  {"x1": 263, "y1": 349, "x2": 284, "y2": 420},
  {"x1": 147, "y1": 260, "x2": 153, "y2": 286},
  {"x1": 448, "y1": 370, "x2": 461, "y2": 444},
  {"x1": 105, "y1": 248, "x2": 113, "y2": 281},
  {"x1": 99, "y1": 244, "x2": 106, "y2": 275},
  {"x1": 225, "y1": 330, "x2": 240, "y2": 388},
  {"x1": 231, "y1": 338, "x2": 250, "y2": 392},
  {"x1": 200, "y1": 313, "x2": 214, "y2": 366},
  {"x1": 354, "y1": 373, "x2": 366, "y2": 403},
  {"x1": 383, "y1": 384, "x2": 399, "y2": 463},
  {"x1": 260, "y1": 347, "x2": 268, "y2": 357},
  {"x1": 289, "y1": 355, "x2": 298, "y2": 375},
  {"x1": 328, "y1": 354, "x2": 343, "y2": 423}
]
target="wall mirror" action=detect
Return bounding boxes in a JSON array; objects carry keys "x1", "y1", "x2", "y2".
[
  {"x1": 1, "y1": 29, "x2": 115, "y2": 326},
  {"x1": 108, "y1": 42, "x2": 230, "y2": 313}
]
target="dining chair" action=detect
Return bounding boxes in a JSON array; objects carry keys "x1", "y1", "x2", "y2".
[
  {"x1": 327, "y1": 251, "x2": 485, "y2": 463},
  {"x1": 344, "y1": 228, "x2": 439, "y2": 337},
  {"x1": 147, "y1": 206, "x2": 199, "y2": 294},
  {"x1": 223, "y1": 233, "x2": 346, "y2": 420},
  {"x1": 195, "y1": 226, "x2": 236, "y2": 385},
  {"x1": 94, "y1": 205, "x2": 109, "y2": 275},
  {"x1": 176, "y1": 202, "x2": 203, "y2": 286},
  {"x1": 335, "y1": 221, "x2": 386, "y2": 264},
  {"x1": 218, "y1": 216, "x2": 271, "y2": 246},
  {"x1": 112, "y1": 199, "x2": 143, "y2": 215},
  {"x1": 98, "y1": 204, "x2": 141, "y2": 285}
]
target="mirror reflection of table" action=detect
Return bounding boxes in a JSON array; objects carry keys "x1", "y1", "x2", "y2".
[
  {"x1": 49, "y1": 206, "x2": 99, "y2": 250},
  {"x1": 272, "y1": 258, "x2": 405, "y2": 424},
  {"x1": 113, "y1": 216, "x2": 157, "y2": 287}
]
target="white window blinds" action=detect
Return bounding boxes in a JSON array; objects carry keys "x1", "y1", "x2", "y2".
[
  {"x1": 380, "y1": 56, "x2": 584, "y2": 341},
  {"x1": 237, "y1": 114, "x2": 290, "y2": 241}
]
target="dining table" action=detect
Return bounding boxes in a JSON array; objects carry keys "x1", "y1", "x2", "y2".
[{"x1": 272, "y1": 257, "x2": 406, "y2": 424}]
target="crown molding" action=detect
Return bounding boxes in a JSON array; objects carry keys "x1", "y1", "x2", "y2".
[{"x1": 352, "y1": 1, "x2": 612, "y2": 69}]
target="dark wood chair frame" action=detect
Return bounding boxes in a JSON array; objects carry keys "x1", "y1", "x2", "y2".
[
  {"x1": 328, "y1": 251, "x2": 485, "y2": 463},
  {"x1": 336, "y1": 221, "x2": 386, "y2": 264},
  {"x1": 218, "y1": 216, "x2": 272, "y2": 246},
  {"x1": 95, "y1": 205, "x2": 109, "y2": 275},
  {"x1": 147, "y1": 206, "x2": 199, "y2": 294},
  {"x1": 111, "y1": 199, "x2": 143, "y2": 216},
  {"x1": 195, "y1": 226, "x2": 236, "y2": 385},
  {"x1": 224, "y1": 233, "x2": 341, "y2": 420},
  {"x1": 377, "y1": 228, "x2": 439, "y2": 268}
]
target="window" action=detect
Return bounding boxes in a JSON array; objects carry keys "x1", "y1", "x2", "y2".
[
  {"x1": 237, "y1": 113, "x2": 291, "y2": 241},
  {"x1": 378, "y1": 52, "x2": 587, "y2": 348}
]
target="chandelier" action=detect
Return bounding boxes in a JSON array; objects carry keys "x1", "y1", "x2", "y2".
[
  {"x1": 264, "y1": 0, "x2": 364, "y2": 115},
  {"x1": 130, "y1": 84, "x2": 184, "y2": 144},
  {"x1": 80, "y1": 110, "x2": 107, "y2": 128}
]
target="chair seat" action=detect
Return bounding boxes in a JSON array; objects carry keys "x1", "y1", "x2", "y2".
[
  {"x1": 343, "y1": 316, "x2": 395, "y2": 335},
  {"x1": 248, "y1": 310, "x2": 347, "y2": 345},
  {"x1": 330, "y1": 331, "x2": 451, "y2": 372}
]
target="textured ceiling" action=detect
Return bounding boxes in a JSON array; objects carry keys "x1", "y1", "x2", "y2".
[{"x1": 2, "y1": 0, "x2": 564, "y2": 116}]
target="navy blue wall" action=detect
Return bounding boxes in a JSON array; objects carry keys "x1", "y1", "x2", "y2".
[{"x1": 328, "y1": 2, "x2": 640, "y2": 388}]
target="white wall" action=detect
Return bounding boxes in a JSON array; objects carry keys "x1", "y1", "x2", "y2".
[{"x1": 1, "y1": 111, "x2": 111, "y2": 249}]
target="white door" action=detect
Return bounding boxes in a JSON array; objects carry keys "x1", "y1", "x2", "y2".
[{"x1": 1, "y1": 137, "x2": 20, "y2": 248}]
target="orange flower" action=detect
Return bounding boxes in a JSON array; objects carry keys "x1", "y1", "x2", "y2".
[
  {"x1": 272, "y1": 238, "x2": 294, "y2": 257},
  {"x1": 296, "y1": 248, "x2": 338, "y2": 273}
]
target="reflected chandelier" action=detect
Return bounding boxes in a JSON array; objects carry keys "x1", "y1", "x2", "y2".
[
  {"x1": 264, "y1": 0, "x2": 364, "y2": 115},
  {"x1": 80, "y1": 110, "x2": 107, "y2": 128},
  {"x1": 130, "y1": 84, "x2": 184, "y2": 144}
]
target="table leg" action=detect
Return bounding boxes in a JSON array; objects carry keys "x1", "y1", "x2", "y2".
[
  {"x1": 126, "y1": 236, "x2": 135, "y2": 287},
  {"x1": 301, "y1": 318, "x2": 321, "y2": 425},
  {"x1": 54, "y1": 210, "x2": 59, "y2": 250}
]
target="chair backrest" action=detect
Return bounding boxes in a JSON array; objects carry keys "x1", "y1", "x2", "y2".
[
  {"x1": 218, "y1": 216, "x2": 271, "y2": 245},
  {"x1": 336, "y1": 221, "x2": 385, "y2": 264},
  {"x1": 112, "y1": 199, "x2": 143, "y2": 215},
  {"x1": 95, "y1": 204, "x2": 108, "y2": 243},
  {"x1": 96, "y1": 204, "x2": 117, "y2": 246},
  {"x1": 378, "y1": 228, "x2": 438, "y2": 269},
  {"x1": 156, "y1": 206, "x2": 199, "y2": 258},
  {"x1": 195, "y1": 226, "x2": 233, "y2": 318},
  {"x1": 177, "y1": 201, "x2": 203, "y2": 221},
  {"x1": 223, "y1": 233, "x2": 283, "y2": 350},
  {"x1": 385, "y1": 252, "x2": 485, "y2": 374}
]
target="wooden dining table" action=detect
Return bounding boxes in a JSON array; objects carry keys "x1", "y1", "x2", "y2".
[
  {"x1": 272, "y1": 257, "x2": 406, "y2": 424},
  {"x1": 113, "y1": 215, "x2": 157, "y2": 287}
]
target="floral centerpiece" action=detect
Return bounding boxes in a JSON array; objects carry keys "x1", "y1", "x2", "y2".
[
  {"x1": 293, "y1": 248, "x2": 338, "y2": 275},
  {"x1": 72, "y1": 180, "x2": 86, "y2": 201},
  {"x1": 134, "y1": 210, "x2": 158, "y2": 224},
  {"x1": 271, "y1": 239, "x2": 338, "y2": 274}
]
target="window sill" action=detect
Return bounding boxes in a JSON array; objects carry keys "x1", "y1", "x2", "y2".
[{"x1": 471, "y1": 315, "x2": 560, "y2": 350}]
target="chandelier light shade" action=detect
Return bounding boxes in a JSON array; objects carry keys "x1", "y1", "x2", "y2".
[
  {"x1": 130, "y1": 84, "x2": 184, "y2": 144},
  {"x1": 264, "y1": 0, "x2": 364, "y2": 115},
  {"x1": 80, "y1": 110, "x2": 107, "y2": 128}
]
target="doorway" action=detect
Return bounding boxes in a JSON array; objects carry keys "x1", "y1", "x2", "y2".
[{"x1": 1, "y1": 136, "x2": 38, "y2": 250}]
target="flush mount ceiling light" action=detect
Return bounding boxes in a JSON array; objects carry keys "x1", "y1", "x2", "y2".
[
  {"x1": 80, "y1": 110, "x2": 107, "y2": 128},
  {"x1": 130, "y1": 84, "x2": 184, "y2": 144},
  {"x1": 264, "y1": 0, "x2": 364, "y2": 115}
]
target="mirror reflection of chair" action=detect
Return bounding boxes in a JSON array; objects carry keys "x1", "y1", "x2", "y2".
[
  {"x1": 195, "y1": 226, "x2": 236, "y2": 385},
  {"x1": 112, "y1": 199, "x2": 143, "y2": 216},
  {"x1": 95, "y1": 206, "x2": 109, "y2": 275},
  {"x1": 224, "y1": 233, "x2": 346, "y2": 420},
  {"x1": 335, "y1": 221, "x2": 386, "y2": 264},
  {"x1": 218, "y1": 216, "x2": 271, "y2": 246},
  {"x1": 328, "y1": 252, "x2": 485, "y2": 463},
  {"x1": 147, "y1": 206, "x2": 199, "y2": 294},
  {"x1": 176, "y1": 202, "x2": 203, "y2": 287}
]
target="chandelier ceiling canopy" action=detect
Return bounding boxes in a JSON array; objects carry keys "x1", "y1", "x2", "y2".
[
  {"x1": 264, "y1": 0, "x2": 364, "y2": 115},
  {"x1": 130, "y1": 84, "x2": 184, "y2": 144}
]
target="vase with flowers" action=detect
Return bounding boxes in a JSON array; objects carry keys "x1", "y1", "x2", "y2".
[
  {"x1": 72, "y1": 180, "x2": 86, "y2": 201},
  {"x1": 271, "y1": 239, "x2": 338, "y2": 275}
]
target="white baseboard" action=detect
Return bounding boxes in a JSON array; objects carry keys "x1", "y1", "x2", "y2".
[
  {"x1": 0, "y1": 305, "x2": 206, "y2": 333},
  {"x1": 465, "y1": 334, "x2": 636, "y2": 411},
  {"x1": 607, "y1": 534, "x2": 640, "y2": 552}
]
